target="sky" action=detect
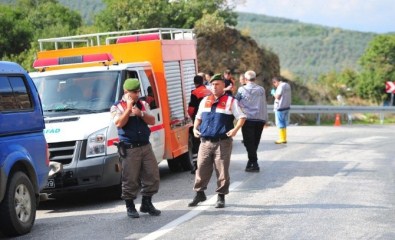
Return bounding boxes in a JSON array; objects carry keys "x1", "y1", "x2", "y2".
[{"x1": 235, "y1": 0, "x2": 395, "y2": 33}]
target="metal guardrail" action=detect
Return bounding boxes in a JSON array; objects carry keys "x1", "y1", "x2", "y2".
[
  {"x1": 267, "y1": 105, "x2": 395, "y2": 125},
  {"x1": 267, "y1": 105, "x2": 395, "y2": 113}
]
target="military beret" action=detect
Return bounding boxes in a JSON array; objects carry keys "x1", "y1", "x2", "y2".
[
  {"x1": 123, "y1": 78, "x2": 140, "y2": 91},
  {"x1": 210, "y1": 73, "x2": 224, "y2": 83}
]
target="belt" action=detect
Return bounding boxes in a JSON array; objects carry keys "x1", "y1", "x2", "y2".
[
  {"x1": 125, "y1": 142, "x2": 149, "y2": 148},
  {"x1": 201, "y1": 136, "x2": 229, "y2": 142}
]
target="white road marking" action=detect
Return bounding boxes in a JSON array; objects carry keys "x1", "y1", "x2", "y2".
[{"x1": 136, "y1": 181, "x2": 243, "y2": 240}]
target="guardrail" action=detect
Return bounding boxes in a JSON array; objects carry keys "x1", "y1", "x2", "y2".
[{"x1": 267, "y1": 105, "x2": 395, "y2": 125}]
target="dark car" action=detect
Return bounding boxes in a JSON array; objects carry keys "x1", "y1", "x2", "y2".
[{"x1": 0, "y1": 61, "x2": 49, "y2": 236}]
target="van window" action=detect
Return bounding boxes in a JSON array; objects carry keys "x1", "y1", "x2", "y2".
[
  {"x1": 140, "y1": 70, "x2": 158, "y2": 109},
  {"x1": 0, "y1": 76, "x2": 32, "y2": 112},
  {"x1": 32, "y1": 71, "x2": 119, "y2": 114}
]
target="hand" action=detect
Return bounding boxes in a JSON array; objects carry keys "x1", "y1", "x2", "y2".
[
  {"x1": 131, "y1": 106, "x2": 141, "y2": 116},
  {"x1": 270, "y1": 88, "x2": 276, "y2": 96},
  {"x1": 126, "y1": 95, "x2": 134, "y2": 110},
  {"x1": 193, "y1": 128, "x2": 201, "y2": 138},
  {"x1": 226, "y1": 129, "x2": 237, "y2": 138}
]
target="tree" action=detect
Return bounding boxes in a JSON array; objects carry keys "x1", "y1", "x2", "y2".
[
  {"x1": 0, "y1": 4, "x2": 33, "y2": 57},
  {"x1": 358, "y1": 35, "x2": 395, "y2": 103},
  {"x1": 94, "y1": 0, "x2": 239, "y2": 31},
  {"x1": 1, "y1": 0, "x2": 83, "y2": 70},
  {"x1": 21, "y1": 0, "x2": 82, "y2": 38},
  {"x1": 95, "y1": 0, "x2": 171, "y2": 31}
]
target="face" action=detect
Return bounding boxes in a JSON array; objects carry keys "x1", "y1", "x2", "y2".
[
  {"x1": 124, "y1": 89, "x2": 140, "y2": 101},
  {"x1": 224, "y1": 72, "x2": 231, "y2": 80},
  {"x1": 272, "y1": 79, "x2": 279, "y2": 88},
  {"x1": 205, "y1": 74, "x2": 211, "y2": 81},
  {"x1": 210, "y1": 80, "x2": 225, "y2": 97},
  {"x1": 239, "y1": 75, "x2": 246, "y2": 85}
]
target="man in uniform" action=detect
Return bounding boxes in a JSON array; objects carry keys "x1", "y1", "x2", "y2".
[
  {"x1": 110, "y1": 78, "x2": 161, "y2": 218},
  {"x1": 188, "y1": 74, "x2": 246, "y2": 208}
]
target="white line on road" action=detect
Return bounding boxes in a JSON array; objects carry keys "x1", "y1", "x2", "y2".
[{"x1": 136, "y1": 181, "x2": 243, "y2": 240}]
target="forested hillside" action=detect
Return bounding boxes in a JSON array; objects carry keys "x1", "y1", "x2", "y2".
[
  {"x1": 58, "y1": 0, "x2": 104, "y2": 24},
  {"x1": 2, "y1": 0, "x2": 393, "y2": 107},
  {"x1": 1, "y1": 0, "x2": 377, "y2": 79},
  {"x1": 236, "y1": 12, "x2": 376, "y2": 79}
]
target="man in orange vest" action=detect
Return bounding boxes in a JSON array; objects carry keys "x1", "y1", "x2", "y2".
[{"x1": 188, "y1": 75, "x2": 211, "y2": 174}]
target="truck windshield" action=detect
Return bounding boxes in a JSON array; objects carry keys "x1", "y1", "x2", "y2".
[{"x1": 32, "y1": 71, "x2": 119, "y2": 115}]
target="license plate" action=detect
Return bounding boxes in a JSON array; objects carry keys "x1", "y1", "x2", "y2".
[{"x1": 46, "y1": 179, "x2": 55, "y2": 189}]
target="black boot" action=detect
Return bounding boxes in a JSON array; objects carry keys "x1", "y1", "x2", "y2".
[
  {"x1": 215, "y1": 194, "x2": 225, "y2": 208},
  {"x1": 188, "y1": 191, "x2": 207, "y2": 207},
  {"x1": 140, "y1": 196, "x2": 161, "y2": 216},
  {"x1": 245, "y1": 161, "x2": 260, "y2": 172},
  {"x1": 190, "y1": 161, "x2": 198, "y2": 174},
  {"x1": 125, "y1": 199, "x2": 139, "y2": 218}
]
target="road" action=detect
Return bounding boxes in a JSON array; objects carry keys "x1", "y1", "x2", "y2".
[{"x1": 8, "y1": 125, "x2": 395, "y2": 240}]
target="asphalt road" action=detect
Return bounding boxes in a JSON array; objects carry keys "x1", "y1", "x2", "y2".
[{"x1": 6, "y1": 125, "x2": 395, "y2": 240}]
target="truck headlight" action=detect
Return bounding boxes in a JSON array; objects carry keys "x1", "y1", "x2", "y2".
[{"x1": 86, "y1": 128, "x2": 107, "y2": 158}]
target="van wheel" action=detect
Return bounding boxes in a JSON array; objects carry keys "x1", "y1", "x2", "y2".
[{"x1": 0, "y1": 172, "x2": 36, "y2": 237}]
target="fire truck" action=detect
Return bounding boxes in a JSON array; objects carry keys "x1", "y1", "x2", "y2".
[{"x1": 30, "y1": 28, "x2": 196, "y2": 193}]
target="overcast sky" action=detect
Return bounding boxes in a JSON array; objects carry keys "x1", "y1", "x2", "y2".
[{"x1": 235, "y1": 0, "x2": 395, "y2": 33}]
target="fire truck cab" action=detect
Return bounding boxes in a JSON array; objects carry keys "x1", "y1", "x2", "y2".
[{"x1": 30, "y1": 28, "x2": 196, "y2": 193}]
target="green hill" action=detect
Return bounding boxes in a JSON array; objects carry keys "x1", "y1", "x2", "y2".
[{"x1": 236, "y1": 12, "x2": 377, "y2": 79}]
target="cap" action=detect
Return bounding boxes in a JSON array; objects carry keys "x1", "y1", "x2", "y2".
[
  {"x1": 210, "y1": 73, "x2": 224, "y2": 83},
  {"x1": 123, "y1": 78, "x2": 140, "y2": 91}
]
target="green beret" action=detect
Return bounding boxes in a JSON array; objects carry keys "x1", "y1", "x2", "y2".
[
  {"x1": 123, "y1": 78, "x2": 140, "y2": 91},
  {"x1": 210, "y1": 73, "x2": 224, "y2": 83}
]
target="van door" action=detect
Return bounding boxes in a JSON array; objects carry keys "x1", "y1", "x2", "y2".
[{"x1": 126, "y1": 68, "x2": 165, "y2": 163}]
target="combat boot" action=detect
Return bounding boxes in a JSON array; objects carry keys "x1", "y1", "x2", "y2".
[
  {"x1": 125, "y1": 199, "x2": 139, "y2": 218},
  {"x1": 140, "y1": 196, "x2": 161, "y2": 216},
  {"x1": 188, "y1": 191, "x2": 207, "y2": 207},
  {"x1": 215, "y1": 194, "x2": 225, "y2": 208}
]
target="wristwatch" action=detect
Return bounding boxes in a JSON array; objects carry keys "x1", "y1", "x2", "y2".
[{"x1": 141, "y1": 111, "x2": 145, "y2": 118}]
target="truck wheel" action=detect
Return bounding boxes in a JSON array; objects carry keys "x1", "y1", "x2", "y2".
[
  {"x1": 0, "y1": 172, "x2": 36, "y2": 237},
  {"x1": 167, "y1": 159, "x2": 182, "y2": 172},
  {"x1": 179, "y1": 134, "x2": 194, "y2": 171}
]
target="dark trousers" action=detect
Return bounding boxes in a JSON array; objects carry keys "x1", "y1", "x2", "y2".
[
  {"x1": 241, "y1": 120, "x2": 265, "y2": 163},
  {"x1": 190, "y1": 127, "x2": 201, "y2": 162}
]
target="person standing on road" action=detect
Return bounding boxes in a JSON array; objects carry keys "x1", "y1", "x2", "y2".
[
  {"x1": 239, "y1": 72, "x2": 247, "y2": 86},
  {"x1": 204, "y1": 71, "x2": 214, "y2": 89},
  {"x1": 188, "y1": 74, "x2": 246, "y2": 208},
  {"x1": 223, "y1": 69, "x2": 236, "y2": 96},
  {"x1": 111, "y1": 78, "x2": 161, "y2": 219},
  {"x1": 235, "y1": 70, "x2": 268, "y2": 172},
  {"x1": 271, "y1": 77, "x2": 292, "y2": 144},
  {"x1": 188, "y1": 75, "x2": 211, "y2": 174}
]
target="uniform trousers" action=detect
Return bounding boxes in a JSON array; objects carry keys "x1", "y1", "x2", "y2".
[
  {"x1": 121, "y1": 143, "x2": 160, "y2": 200},
  {"x1": 193, "y1": 137, "x2": 233, "y2": 195}
]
